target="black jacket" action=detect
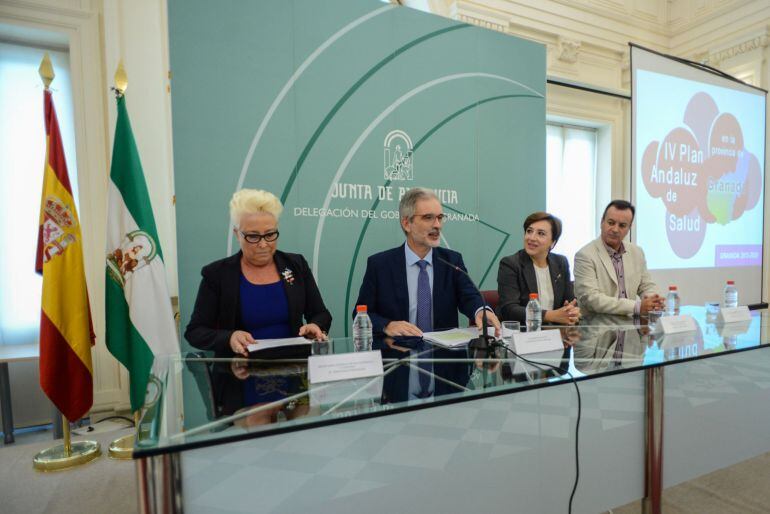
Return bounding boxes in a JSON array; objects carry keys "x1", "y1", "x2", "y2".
[
  {"x1": 185, "y1": 250, "x2": 332, "y2": 356},
  {"x1": 496, "y1": 249, "x2": 574, "y2": 323}
]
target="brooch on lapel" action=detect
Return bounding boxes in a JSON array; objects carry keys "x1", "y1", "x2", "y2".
[{"x1": 281, "y1": 267, "x2": 295, "y2": 285}]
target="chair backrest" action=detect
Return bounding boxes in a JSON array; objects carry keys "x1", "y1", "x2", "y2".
[
  {"x1": 482, "y1": 290, "x2": 499, "y2": 311},
  {"x1": 468, "y1": 290, "x2": 499, "y2": 326}
]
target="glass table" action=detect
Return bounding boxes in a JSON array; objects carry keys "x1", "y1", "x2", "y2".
[{"x1": 134, "y1": 306, "x2": 770, "y2": 514}]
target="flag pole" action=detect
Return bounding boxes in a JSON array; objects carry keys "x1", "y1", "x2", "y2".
[
  {"x1": 62, "y1": 414, "x2": 72, "y2": 456},
  {"x1": 107, "y1": 409, "x2": 140, "y2": 460},
  {"x1": 107, "y1": 414, "x2": 137, "y2": 460},
  {"x1": 33, "y1": 414, "x2": 102, "y2": 471},
  {"x1": 106, "y1": 61, "x2": 137, "y2": 461},
  {"x1": 32, "y1": 53, "x2": 101, "y2": 472}
]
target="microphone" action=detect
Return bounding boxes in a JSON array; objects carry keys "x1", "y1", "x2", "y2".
[{"x1": 434, "y1": 255, "x2": 497, "y2": 352}]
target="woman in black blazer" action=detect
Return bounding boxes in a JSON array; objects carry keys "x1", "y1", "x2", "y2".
[
  {"x1": 185, "y1": 189, "x2": 331, "y2": 357},
  {"x1": 496, "y1": 212, "x2": 580, "y2": 325}
]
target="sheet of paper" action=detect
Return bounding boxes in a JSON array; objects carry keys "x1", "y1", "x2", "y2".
[
  {"x1": 512, "y1": 330, "x2": 564, "y2": 355},
  {"x1": 308, "y1": 351, "x2": 384, "y2": 384},
  {"x1": 247, "y1": 337, "x2": 311, "y2": 352}
]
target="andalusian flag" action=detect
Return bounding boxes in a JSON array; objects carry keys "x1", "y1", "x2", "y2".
[
  {"x1": 35, "y1": 89, "x2": 95, "y2": 422},
  {"x1": 106, "y1": 93, "x2": 178, "y2": 412}
]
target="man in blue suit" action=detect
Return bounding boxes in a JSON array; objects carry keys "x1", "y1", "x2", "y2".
[{"x1": 355, "y1": 187, "x2": 501, "y2": 337}]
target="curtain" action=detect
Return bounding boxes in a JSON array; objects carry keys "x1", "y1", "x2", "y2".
[
  {"x1": 546, "y1": 123, "x2": 598, "y2": 277},
  {"x1": 0, "y1": 42, "x2": 77, "y2": 345}
]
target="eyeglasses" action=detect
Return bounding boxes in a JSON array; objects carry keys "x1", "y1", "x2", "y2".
[
  {"x1": 239, "y1": 230, "x2": 279, "y2": 244},
  {"x1": 412, "y1": 213, "x2": 447, "y2": 224}
]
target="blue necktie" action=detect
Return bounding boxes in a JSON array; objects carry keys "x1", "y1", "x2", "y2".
[
  {"x1": 416, "y1": 260, "x2": 432, "y2": 332},
  {"x1": 415, "y1": 261, "x2": 433, "y2": 398}
]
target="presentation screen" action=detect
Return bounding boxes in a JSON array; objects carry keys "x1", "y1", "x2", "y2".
[{"x1": 632, "y1": 44, "x2": 766, "y2": 306}]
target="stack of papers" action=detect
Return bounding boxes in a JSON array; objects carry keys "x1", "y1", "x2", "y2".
[
  {"x1": 422, "y1": 328, "x2": 481, "y2": 348},
  {"x1": 246, "y1": 337, "x2": 312, "y2": 353}
]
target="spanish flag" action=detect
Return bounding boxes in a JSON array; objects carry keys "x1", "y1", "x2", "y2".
[{"x1": 35, "y1": 89, "x2": 95, "y2": 422}]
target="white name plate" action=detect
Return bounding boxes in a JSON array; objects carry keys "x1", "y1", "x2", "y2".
[
  {"x1": 512, "y1": 329, "x2": 564, "y2": 355},
  {"x1": 717, "y1": 306, "x2": 751, "y2": 324},
  {"x1": 308, "y1": 351, "x2": 383, "y2": 384},
  {"x1": 659, "y1": 314, "x2": 697, "y2": 335}
]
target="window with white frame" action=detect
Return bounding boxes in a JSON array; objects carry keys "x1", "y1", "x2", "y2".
[
  {"x1": 545, "y1": 122, "x2": 598, "y2": 277},
  {"x1": 0, "y1": 41, "x2": 78, "y2": 346}
]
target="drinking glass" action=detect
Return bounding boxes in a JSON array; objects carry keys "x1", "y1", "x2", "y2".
[
  {"x1": 647, "y1": 310, "x2": 663, "y2": 329},
  {"x1": 502, "y1": 321, "x2": 520, "y2": 345}
]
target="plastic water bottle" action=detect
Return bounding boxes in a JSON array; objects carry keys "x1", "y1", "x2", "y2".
[
  {"x1": 723, "y1": 280, "x2": 738, "y2": 308},
  {"x1": 666, "y1": 286, "x2": 680, "y2": 315},
  {"x1": 352, "y1": 305, "x2": 373, "y2": 352},
  {"x1": 525, "y1": 293, "x2": 542, "y2": 332}
]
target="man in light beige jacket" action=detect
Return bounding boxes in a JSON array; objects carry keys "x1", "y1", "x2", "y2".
[{"x1": 574, "y1": 200, "x2": 665, "y2": 316}]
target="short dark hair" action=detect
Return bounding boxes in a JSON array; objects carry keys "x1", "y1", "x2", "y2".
[
  {"x1": 523, "y1": 211, "x2": 562, "y2": 245},
  {"x1": 601, "y1": 200, "x2": 635, "y2": 222}
]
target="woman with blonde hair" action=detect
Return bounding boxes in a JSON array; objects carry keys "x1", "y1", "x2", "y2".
[{"x1": 185, "y1": 189, "x2": 331, "y2": 356}]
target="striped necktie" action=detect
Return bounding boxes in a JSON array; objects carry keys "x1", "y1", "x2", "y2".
[{"x1": 416, "y1": 260, "x2": 432, "y2": 332}]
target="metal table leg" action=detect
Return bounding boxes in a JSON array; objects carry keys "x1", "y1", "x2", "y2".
[
  {"x1": 643, "y1": 366, "x2": 664, "y2": 514},
  {"x1": 137, "y1": 453, "x2": 184, "y2": 513},
  {"x1": 0, "y1": 362, "x2": 14, "y2": 444}
]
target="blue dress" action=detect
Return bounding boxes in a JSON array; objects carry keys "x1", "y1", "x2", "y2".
[
  {"x1": 239, "y1": 275, "x2": 292, "y2": 340},
  {"x1": 239, "y1": 275, "x2": 293, "y2": 403}
]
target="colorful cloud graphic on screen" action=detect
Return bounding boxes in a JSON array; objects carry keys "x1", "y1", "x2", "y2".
[{"x1": 640, "y1": 92, "x2": 762, "y2": 259}]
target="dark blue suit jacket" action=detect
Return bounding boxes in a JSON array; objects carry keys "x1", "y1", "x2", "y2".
[{"x1": 354, "y1": 244, "x2": 483, "y2": 335}]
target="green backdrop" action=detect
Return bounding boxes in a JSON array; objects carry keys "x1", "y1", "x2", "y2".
[{"x1": 168, "y1": 0, "x2": 546, "y2": 344}]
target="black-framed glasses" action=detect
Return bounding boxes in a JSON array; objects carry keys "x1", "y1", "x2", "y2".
[
  {"x1": 412, "y1": 213, "x2": 447, "y2": 224},
  {"x1": 239, "y1": 230, "x2": 279, "y2": 244}
]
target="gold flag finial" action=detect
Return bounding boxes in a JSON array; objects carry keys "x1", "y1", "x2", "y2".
[
  {"x1": 39, "y1": 53, "x2": 55, "y2": 89},
  {"x1": 114, "y1": 60, "x2": 128, "y2": 95}
]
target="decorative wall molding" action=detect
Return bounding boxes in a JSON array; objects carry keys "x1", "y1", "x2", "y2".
[
  {"x1": 450, "y1": 0, "x2": 510, "y2": 32},
  {"x1": 557, "y1": 37, "x2": 581, "y2": 63},
  {"x1": 547, "y1": 0, "x2": 668, "y2": 36},
  {"x1": 701, "y1": 28, "x2": 770, "y2": 67},
  {"x1": 667, "y1": 0, "x2": 762, "y2": 35},
  {"x1": 1, "y1": 0, "x2": 92, "y2": 18},
  {"x1": 455, "y1": 12, "x2": 507, "y2": 32},
  {"x1": 444, "y1": 0, "x2": 671, "y2": 92},
  {"x1": 433, "y1": 1, "x2": 770, "y2": 94}
]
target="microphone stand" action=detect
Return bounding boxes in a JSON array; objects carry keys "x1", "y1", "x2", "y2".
[
  {"x1": 470, "y1": 300, "x2": 496, "y2": 352},
  {"x1": 435, "y1": 256, "x2": 497, "y2": 353}
]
